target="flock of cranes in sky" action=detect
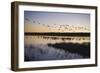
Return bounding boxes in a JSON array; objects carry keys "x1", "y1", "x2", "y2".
[
  {"x1": 32, "y1": 20, "x2": 89, "y2": 32},
  {"x1": 25, "y1": 18, "x2": 89, "y2": 32}
]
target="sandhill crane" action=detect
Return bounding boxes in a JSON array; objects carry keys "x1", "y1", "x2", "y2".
[
  {"x1": 33, "y1": 21, "x2": 35, "y2": 23},
  {"x1": 25, "y1": 18, "x2": 30, "y2": 21}
]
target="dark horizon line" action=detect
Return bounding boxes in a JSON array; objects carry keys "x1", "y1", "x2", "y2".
[{"x1": 24, "y1": 32, "x2": 90, "y2": 36}]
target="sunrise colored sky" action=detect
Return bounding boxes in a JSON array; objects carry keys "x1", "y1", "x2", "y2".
[{"x1": 24, "y1": 11, "x2": 90, "y2": 33}]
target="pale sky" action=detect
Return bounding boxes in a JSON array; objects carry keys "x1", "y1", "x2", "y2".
[{"x1": 24, "y1": 11, "x2": 90, "y2": 32}]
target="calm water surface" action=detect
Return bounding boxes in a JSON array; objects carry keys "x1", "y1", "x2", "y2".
[
  {"x1": 24, "y1": 35, "x2": 90, "y2": 45},
  {"x1": 24, "y1": 35, "x2": 90, "y2": 61}
]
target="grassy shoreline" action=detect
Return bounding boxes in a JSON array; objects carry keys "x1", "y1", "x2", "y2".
[
  {"x1": 25, "y1": 32, "x2": 90, "y2": 36},
  {"x1": 48, "y1": 42, "x2": 90, "y2": 58}
]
